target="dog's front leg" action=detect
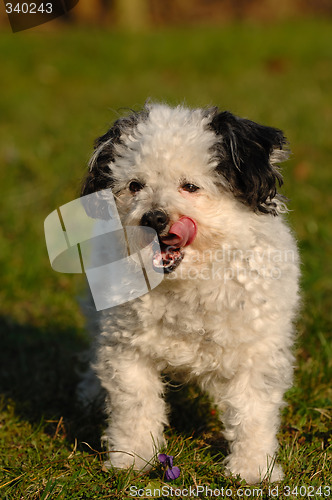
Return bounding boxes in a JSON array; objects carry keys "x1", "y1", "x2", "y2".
[
  {"x1": 100, "y1": 349, "x2": 168, "y2": 471},
  {"x1": 220, "y1": 369, "x2": 288, "y2": 484}
]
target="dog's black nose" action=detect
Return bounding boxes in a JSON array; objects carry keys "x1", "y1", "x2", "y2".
[{"x1": 141, "y1": 210, "x2": 169, "y2": 233}]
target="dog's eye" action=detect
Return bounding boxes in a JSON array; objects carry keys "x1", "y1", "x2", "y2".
[
  {"x1": 181, "y1": 183, "x2": 200, "y2": 193},
  {"x1": 129, "y1": 181, "x2": 144, "y2": 193}
]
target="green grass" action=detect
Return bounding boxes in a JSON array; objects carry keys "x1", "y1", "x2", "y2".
[{"x1": 0, "y1": 18, "x2": 331, "y2": 499}]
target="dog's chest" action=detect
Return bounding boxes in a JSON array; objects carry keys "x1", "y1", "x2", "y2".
[{"x1": 131, "y1": 286, "x2": 227, "y2": 374}]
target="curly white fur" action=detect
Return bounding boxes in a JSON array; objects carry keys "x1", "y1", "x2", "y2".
[{"x1": 79, "y1": 103, "x2": 300, "y2": 484}]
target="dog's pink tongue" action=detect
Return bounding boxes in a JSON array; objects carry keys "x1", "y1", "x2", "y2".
[{"x1": 161, "y1": 216, "x2": 197, "y2": 247}]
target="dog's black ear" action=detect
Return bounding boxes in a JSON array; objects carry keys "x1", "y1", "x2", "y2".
[
  {"x1": 210, "y1": 111, "x2": 288, "y2": 215},
  {"x1": 81, "y1": 109, "x2": 149, "y2": 198},
  {"x1": 81, "y1": 121, "x2": 123, "y2": 199},
  {"x1": 81, "y1": 110, "x2": 147, "y2": 219},
  {"x1": 80, "y1": 122, "x2": 123, "y2": 219}
]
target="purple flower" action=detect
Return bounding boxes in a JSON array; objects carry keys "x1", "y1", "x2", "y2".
[
  {"x1": 165, "y1": 465, "x2": 181, "y2": 481},
  {"x1": 158, "y1": 453, "x2": 181, "y2": 481},
  {"x1": 158, "y1": 453, "x2": 173, "y2": 467}
]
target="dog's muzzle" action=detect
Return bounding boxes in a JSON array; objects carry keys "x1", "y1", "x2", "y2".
[
  {"x1": 141, "y1": 209, "x2": 169, "y2": 234},
  {"x1": 140, "y1": 209, "x2": 179, "y2": 273},
  {"x1": 140, "y1": 210, "x2": 197, "y2": 274}
]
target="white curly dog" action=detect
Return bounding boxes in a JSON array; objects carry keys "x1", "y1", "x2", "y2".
[{"x1": 80, "y1": 103, "x2": 300, "y2": 483}]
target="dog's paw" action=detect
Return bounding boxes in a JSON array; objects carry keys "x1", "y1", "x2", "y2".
[
  {"x1": 225, "y1": 454, "x2": 284, "y2": 484},
  {"x1": 104, "y1": 451, "x2": 135, "y2": 470},
  {"x1": 104, "y1": 450, "x2": 153, "y2": 471},
  {"x1": 265, "y1": 463, "x2": 284, "y2": 483}
]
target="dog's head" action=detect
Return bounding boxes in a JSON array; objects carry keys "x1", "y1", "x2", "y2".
[{"x1": 82, "y1": 103, "x2": 289, "y2": 274}]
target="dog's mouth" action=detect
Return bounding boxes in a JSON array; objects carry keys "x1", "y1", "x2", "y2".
[
  {"x1": 152, "y1": 216, "x2": 197, "y2": 274},
  {"x1": 152, "y1": 243, "x2": 184, "y2": 273}
]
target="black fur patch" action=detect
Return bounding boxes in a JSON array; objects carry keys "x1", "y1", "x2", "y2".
[
  {"x1": 81, "y1": 110, "x2": 148, "y2": 197},
  {"x1": 209, "y1": 111, "x2": 288, "y2": 215},
  {"x1": 81, "y1": 109, "x2": 149, "y2": 219}
]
